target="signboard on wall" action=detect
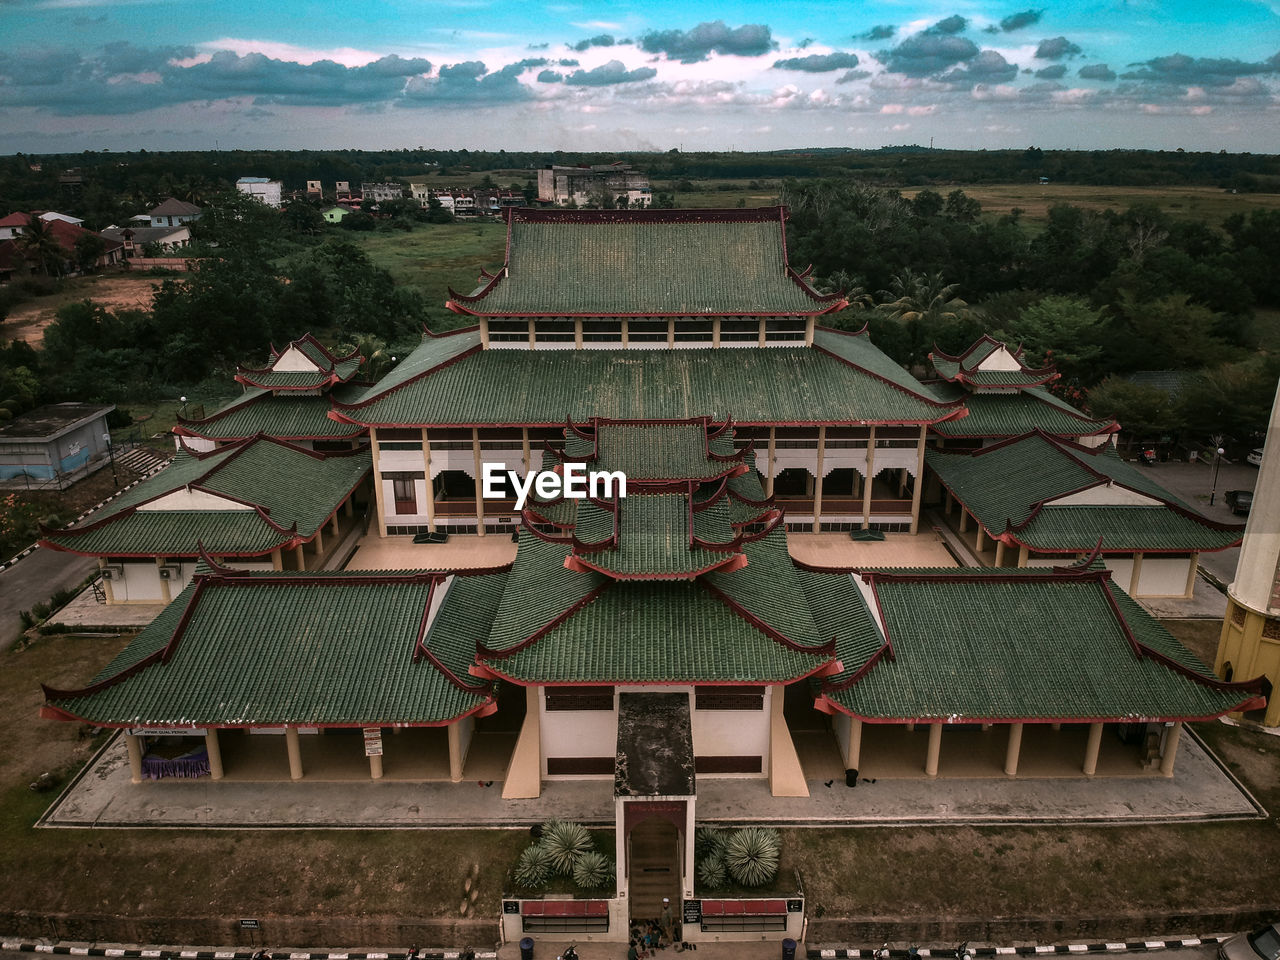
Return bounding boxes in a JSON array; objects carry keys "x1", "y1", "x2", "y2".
[
  {"x1": 683, "y1": 900, "x2": 702, "y2": 925},
  {"x1": 363, "y1": 727, "x2": 384, "y2": 757}
]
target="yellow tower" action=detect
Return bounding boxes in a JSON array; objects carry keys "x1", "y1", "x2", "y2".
[{"x1": 1216, "y1": 382, "x2": 1280, "y2": 725}]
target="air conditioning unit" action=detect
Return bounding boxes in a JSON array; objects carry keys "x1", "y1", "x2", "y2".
[
  {"x1": 158, "y1": 564, "x2": 182, "y2": 580},
  {"x1": 101, "y1": 565, "x2": 124, "y2": 581}
]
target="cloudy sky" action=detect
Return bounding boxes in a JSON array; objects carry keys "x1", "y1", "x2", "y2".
[{"x1": 1, "y1": 0, "x2": 1277, "y2": 154}]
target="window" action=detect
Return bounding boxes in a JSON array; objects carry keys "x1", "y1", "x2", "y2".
[
  {"x1": 382, "y1": 471, "x2": 423, "y2": 515},
  {"x1": 695, "y1": 686, "x2": 764, "y2": 710},
  {"x1": 545, "y1": 686, "x2": 614, "y2": 711}
]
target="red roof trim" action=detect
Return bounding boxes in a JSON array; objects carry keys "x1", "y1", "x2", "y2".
[
  {"x1": 329, "y1": 341, "x2": 483, "y2": 416},
  {"x1": 813, "y1": 327, "x2": 968, "y2": 415},
  {"x1": 477, "y1": 582, "x2": 613, "y2": 661},
  {"x1": 698, "y1": 579, "x2": 836, "y2": 657}
]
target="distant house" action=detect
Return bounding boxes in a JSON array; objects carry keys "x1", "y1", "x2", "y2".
[
  {"x1": 322, "y1": 204, "x2": 357, "y2": 224},
  {"x1": 0, "y1": 403, "x2": 116, "y2": 489},
  {"x1": 360, "y1": 182, "x2": 405, "y2": 204},
  {"x1": 537, "y1": 162, "x2": 651, "y2": 208},
  {"x1": 0, "y1": 214, "x2": 124, "y2": 278},
  {"x1": 306, "y1": 180, "x2": 323, "y2": 199},
  {"x1": 100, "y1": 224, "x2": 192, "y2": 258},
  {"x1": 146, "y1": 198, "x2": 202, "y2": 228},
  {"x1": 0, "y1": 209, "x2": 83, "y2": 240},
  {"x1": 236, "y1": 177, "x2": 283, "y2": 208}
]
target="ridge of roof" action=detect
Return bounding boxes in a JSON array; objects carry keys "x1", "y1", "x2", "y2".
[{"x1": 814, "y1": 326, "x2": 969, "y2": 414}]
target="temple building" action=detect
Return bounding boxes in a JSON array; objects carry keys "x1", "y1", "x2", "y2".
[
  {"x1": 39, "y1": 435, "x2": 370, "y2": 602},
  {"x1": 39, "y1": 206, "x2": 1269, "y2": 944},
  {"x1": 925, "y1": 336, "x2": 1118, "y2": 446},
  {"x1": 174, "y1": 334, "x2": 369, "y2": 451}
]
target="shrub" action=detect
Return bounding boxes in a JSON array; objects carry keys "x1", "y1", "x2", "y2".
[
  {"x1": 696, "y1": 826, "x2": 727, "y2": 861},
  {"x1": 572, "y1": 850, "x2": 614, "y2": 890},
  {"x1": 513, "y1": 842, "x2": 553, "y2": 889},
  {"x1": 541, "y1": 819, "x2": 593, "y2": 876},
  {"x1": 723, "y1": 827, "x2": 781, "y2": 888},
  {"x1": 697, "y1": 853, "x2": 727, "y2": 890}
]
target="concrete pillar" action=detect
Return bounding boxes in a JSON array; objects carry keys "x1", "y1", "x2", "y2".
[
  {"x1": 712, "y1": 317, "x2": 721, "y2": 348},
  {"x1": 1051, "y1": 722, "x2": 1062, "y2": 732},
  {"x1": 944, "y1": 490, "x2": 953, "y2": 513},
  {"x1": 1160, "y1": 722, "x2": 1183, "y2": 777},
  {"x1": 344, "y1": 497, "x2": 354, "y2": 518},
  {"x1": 905, "y1": 721, "x2": 915, "y2": 733},
  {"x1": 271, "y1": 548, "x2": 283, "y2": 571},
  {"x1": 480, "y1": 318, "x2": 490, "y2": 349},
  {"x1": 959, "y1": 509, "x2": 969, "y2": 534},
  {"x1": 421, "y1": 428, "x2": 435, "y2": 532},
  {"x1": 369, "y1": 752, "x2": 383, "y2": 780},
  {"x1": 766, "y1": 428, "x2": 777, "y2": 498},
  {"x1": 503, "y1": 687, "x2": 543, "y2": 799},
  {"x1": 448, "y1": 722, "x2": 464, "y2": 782},
  {"x1": 804, "y1": 315, "x2": 815, "y2": 347},
  {"x1": 910, "y1": 424, "x2": 926, "y2": 535},
  {"x1": 757, "y1": 317, "x2": 767, "y2": 347},
  {"x1": 522, "y1": 428, "x2": 531, "y2": 472},
  {"x1": 1184, "y1": 553, "x2": 1199, "y2": 598},
  {"x1": 527, "y1": 319, "x2": 536, "y2": 349},
  {"x1": 1083, "y1": 722, "x2": 1103, "y2": 777},
  {"x1": 994, "y1": 540, "x2": 1006, "y2": 567},
  {"x1": 294, "y1": 544, "x2": 305, "y2": 571},
  {"x1": 286, "y1": 727, "x2": 303, "y2": 780},
  {"x1": 621, "y1": 318, "x2": 629, "y2": 347},
  {"x1": 574, "y1": 318, "x2": 584, "y2": 349},
  {"x1": 667, "y1": 317, "x2": 675, "y2": 348},
  {"x1": 1004, "y1": 722, "x2": 1023, "y2": 776},
  {"x1": 206, "y1": 728, "x2": 224, "y2": 780},
  {"x1": 975, "y1": 525, "x2": 985, "y2": 552},
  {"x1": 769, "y1": 686, "x2": 809, "y2": 797},
  {"x1": 813, "y1": 426, "x2": 826, "y2": 528},
  {"x1": 157, "y1": 557, "x2": 171, "y2": 604},
  {"x1": 370, "y1": 427, "x2": 387, "y2": 538},
  {"x1": 862, "y1": 426, "x2": 876, "y2": 530},
  {"x1": 1129, "y1": 552, "x2": 1144, "y2": 596},
  {"x1": 312, "y1": 526, "x2": 325, "y2": 557},
  {"x1": 330, "y1": 512, "x2": 340, "y2": 537},
  {"x1": 1018, "y1": 544, "x2": 1030, "y2": 567},
  {"x1": 925, "y1": 722, "x2": 942, "y2": 778},
  {"x1": 472, "y1": 428, "x2": 486, "y2": 537},
  {"x1": 846, "y1": 718, "x2": 863, "y2": 771},
  {"x1": 125, "y1": 732, "x2": 143, "y2": 784}
]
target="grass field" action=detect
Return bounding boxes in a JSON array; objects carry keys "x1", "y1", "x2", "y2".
[{"x1": 3, "y1": 626, "x2": 1279, "y2": 935}]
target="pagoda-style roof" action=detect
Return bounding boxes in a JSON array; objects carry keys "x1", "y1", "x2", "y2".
[
  {"x1": 930, "y1": 335, "x2": 1058, "y2": 389},
  {"x1": 816, "y1": 564, "x2": 1265, "y2": 723},
  {"x1": 175, "y1": 384, "x2": 368, "y2": 443},
  {"x1": 466, "y1": 529, "x2": 840, "y2": 685},
  {"x1": 41, "y1": 564, "x2": 495, "y2": 728},
  {"x1": 523, "y1": 421, "x2": 778, "y2": 580},
  {"x1": 926, "y1": 382, "x2": 1116, "y2": 440},
  {"x1": 234, "y1": 334, "x2": 363, "y2": 391},
  {"x1": 926, "y1": 431, "x2": 1243, "y2": 554},
  {"x1": 445, "y1": 207, "x2": 846, "y2": 318},
  {"x1": 39, "y1": 436, "x2": 370, "y2": 558},
  {"x1": 332, "y1": 327, "x2": 963, "y2": 428}
]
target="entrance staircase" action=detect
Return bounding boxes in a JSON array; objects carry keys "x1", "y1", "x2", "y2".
[{"x1": 628, "y1": 826, "x2": 680, "y2": 921}]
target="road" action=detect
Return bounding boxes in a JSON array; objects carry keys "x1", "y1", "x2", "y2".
[{"x1": 0, "y1": 545, "x2": 97, "y2": 651}]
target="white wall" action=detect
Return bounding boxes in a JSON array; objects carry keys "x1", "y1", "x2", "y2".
[
  {"x1": 1047, "y1": 485, "x2": 1161, "y2": 507},
  {"x1": 541, "y1": 698, "x2": 617, "y2": 777},
  {"x1": 690, "y1": 688, "x2": 770, "y2": 774},
  {"x1": 1137, "y1": 556, "x2": 1192, "y2": 596},
  {"x1": 139, "y1": 488, "x2": 253, "y2": 511}
]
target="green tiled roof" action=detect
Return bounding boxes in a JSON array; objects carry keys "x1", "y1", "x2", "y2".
[
  {"x1": 704, "y1": 530, "x2": 829, "y2": 649},
  {"x1": 930, "y1": 337, "x2": 1055, "y2": 388},
  {"x1": 486, "y1": 536, "x2": 605, "y2": 652},
  {"x1": 576, "y1": 493, "x2": 738, "y2": 579},
  {"x1": 42, "y1": 438, "x2": 370, "y2": 557},
  {"x1": 46, "y1": 571, "x2": 489, "y2": 727},
  {"x1": 820, "y1": 570, "x2": 1255, "y2": 722},
  {"x1": 926, "y1": 433, "x2": 1241, "y2": 552},
  {"x1": 179, "y1": 386, "x2": 367, "y2": 441},
  {"x1": 485, "y1": 578, "x2": 831, "y2": 684},
  {"x1": 344, "y1": 329, "x2": 481, "y2": 408},
  {"x1": 339, "y1": 338, "x2": 951, "y2": 427},
  {"x1": 931, "y1": 386, "x2": 1114, "y2": 438},
  {"x1": 448, "y1": 209, "x2": 838, "y2": 317},
  {"x1": 237, "y1": 335, "x2": 364, "y2": 390},
  {"x1": 561, "y1": 421, "x2": 742, "y2": 482}
]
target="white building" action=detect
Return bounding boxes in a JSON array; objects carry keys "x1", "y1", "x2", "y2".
[{"x1": 236, "y1": 177, "x2": 283, "y2": 208}]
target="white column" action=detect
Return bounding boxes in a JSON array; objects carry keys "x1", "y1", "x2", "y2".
[
  {"x1": 125, "y1": 733, "x2": 143, "y2": 784},
  {"x1": 862, "y1": 426, "x2": 876, "y2": 530},
  {"x1": 448, "y1": 723, "x2": 464, "y2": 782},
  {"x1": 910, "y1": 423, "x2": 926, "y2": 534},
  {"x1": 766, "y1": 428, "x2": 777, "y2": 498},
  {"x1": 206, "y1": 728, "x2": 224, "y2": 780},
  {"x1": 1004, "y1": 723, "x2": 1023, "y2": 776},
  {"x1": 813, "y1": 426, "x2": 826, "y2": 528},
  {"x1": 1160, "y1": 722, "x2": 1183, "y2": 777},
  {"x1": 286, "y1": 727, "x2": 303, "y2": 780},
  {"x1": 422, "y1": 428, "x2": 435, "y2": 532},
  {"x1": 925, "y1": 722, "x2": 942, "y2": 778},
  {"x1": 370, "y1": 428, "x2": 387, "y2": 538},
  {"x1": 1129, "y1": 552, "x2": 1144, "y2": 596},
  {"x1": 846, "y1": 718, "x2": 863, "y2": 771},
  {"x1": 472, "y1": 427, "x2": 486, "y2": 537},
  {"x1": 1083, "y1": 722, "x2": 1103, "y2": 777}
]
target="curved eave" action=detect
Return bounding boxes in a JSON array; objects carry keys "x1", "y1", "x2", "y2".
[
  {"x1": 233, "y1": 374, "x2": 338, "y2": 391},
  {"x1": 476, "y1": 652, "x2": 841, "y2": 689},
  {"x1": 567, "y1": 551, "x2": 745, "y2": 581},
  {"x1": 328, "y1": 341, "x2": 483, "y2": 418},
  {"x1": 814, "y1": 326, "x2": 970, "y2": 418},
  {"x1": 37, "y1": 538, "x2": 294, "y2": 559}
]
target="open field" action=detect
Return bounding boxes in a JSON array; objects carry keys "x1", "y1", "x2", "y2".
[
  {"x1": 3, "y1": 273, "x2": 167, "y2": 347},
  {"x1": 351, "y1": 221, "x2": 507, "y2": 310},
  {"x1": 2, "y1": 623, "x2": 1278, "y2": 936}
]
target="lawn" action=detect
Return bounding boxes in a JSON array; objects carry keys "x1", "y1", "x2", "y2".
[
  {"x1": 352, "y1": 222, "x2": 508, "y2": 301},
  {"x1": 4, "y1": 623, "x2": 1279, "y2": 942}
]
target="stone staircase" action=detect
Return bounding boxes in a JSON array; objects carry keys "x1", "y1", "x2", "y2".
[
  {"x1": 628, "y1": 826, "x2": 681, "y2": 922},
  {"x1": 115, "y1": 445, "x2": 173, "y2": 477}
]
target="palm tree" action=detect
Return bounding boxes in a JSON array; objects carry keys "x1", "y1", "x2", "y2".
[
  {"x1": 17, "y1": 215, "x2": 66, "y2": 277},
  {"x1": 875, "y1": 270, "x2": 969, "y2": 370}
]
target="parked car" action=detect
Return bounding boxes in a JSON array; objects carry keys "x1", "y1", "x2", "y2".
[
  {"x1": 1218, "y1": 921, "x2": 1280, "y2": 960},
  {"x1": 1225, "y1": 489, "x2": 1254, "y2": 516},
  {"x1": 1248, "y1": 447, "x2": 1265, "y2": 467}
]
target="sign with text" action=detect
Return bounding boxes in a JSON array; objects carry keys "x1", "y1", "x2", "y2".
[
  {"x1": 682, "y1": 900, "x2": 702, "y2": 926},
  {"x1": 363, "y1": 727, "x2": 383, "y2": 757},
  {"x1": 239, "y1": 919, "x2": 260, "y2": 930}
]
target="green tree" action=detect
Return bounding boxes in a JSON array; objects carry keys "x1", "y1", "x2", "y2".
[
  {"x1": 876, "y1": 269, "x2": 969, "y2": 368},
  {"x1": 1110, "y1": 291, "x2": 1237, "y2": 371},
  {"x1": 1177, "y1": 359, "x2": 1280, "y2": 443},
  {"x1": 995, "y1": 295, "x2": 1105, "y2": 385},
  {"x1": 1087, "y1": 377, "x2": 1182, "y2": 450},
  {"x1": 73, "y1": 232, "x2": 106, "y2": 273},
  {"x1": 17, "y1": 216, "x2": 65, "y2": 277}
]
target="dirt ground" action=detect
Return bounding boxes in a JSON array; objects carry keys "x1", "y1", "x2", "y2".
[
  {"x1": 3, "y1": 273, "x2": 170, "y2": 347},
  {"x1": 1160, "y1": 619, "x2": 1222, "y2": 667}
]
